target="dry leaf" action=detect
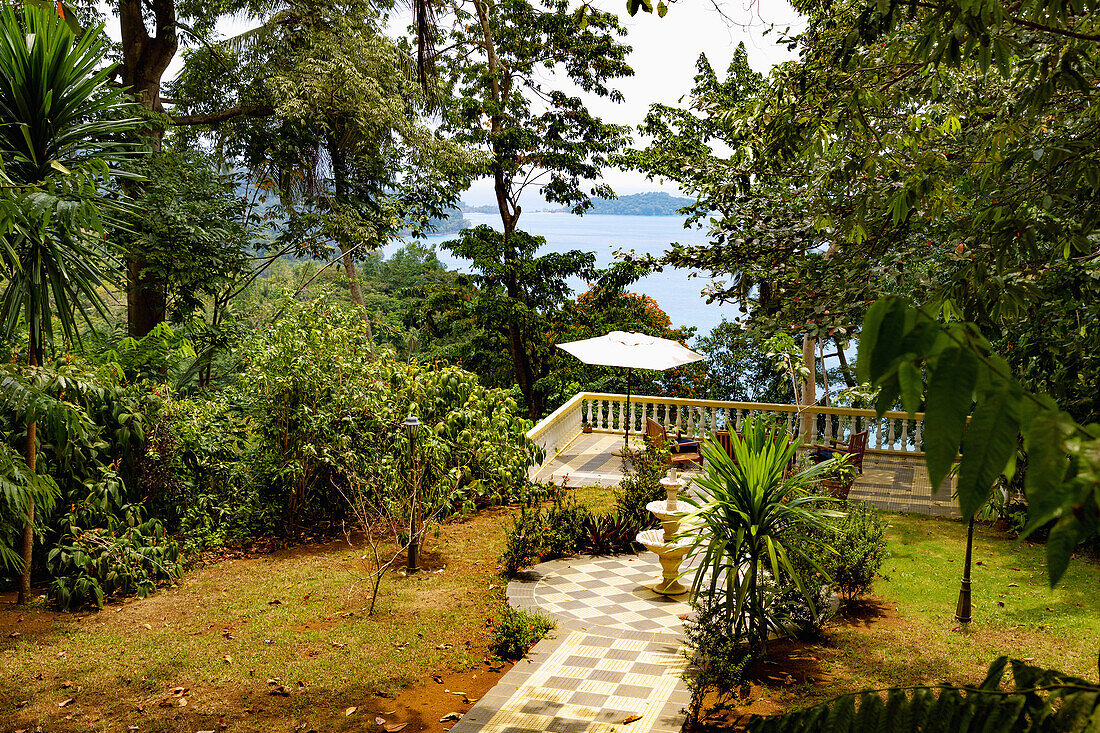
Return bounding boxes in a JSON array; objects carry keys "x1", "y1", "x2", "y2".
[
  {"x1": 431, "y1": 675, "x2": 444, "y2": 684},
  {"x1": 439, "y1": 712, "x2": 461, "y2": 722},
  {"x1": 345, "y1": 707, "x2": 357, "y2": 717},
  {"x1": 622, "y1": 714, "x2": 642, "y2": 724},
  {"x1": 178, "y1": 697, "x2": 188, "y2": 707},
  {"x1": 268, "y1": 599, "x2": 281, "y2": 605},
  {"x1": 449, "y1": 691, "x2": 466, "y2": 696},
  {"x1": 269, "y1": 685, "x2": 291, "y2": 697},
  {"x1": 384, "y1": 723, "x2": 408, "y2": 732},
  {"x1": 61, "y1": 680, "x2": 73, "y2": 688},
  {"x1": 58, "y1": 698, "x2": 75, "y2": 708},
  {"x1": 223, "y1": 655, "x2": 233, "y2": 664},
  {"x1": 375, "y1": 717, "x2": 386, "y2": 725},
  {"x1": 142, "y1": 623, "x2": 152, "y2": 630},
  {"x1": 435, "y1": 643, "x2": 453, "y2": 650},
  {"x1": 331, "y1": 642, "x2": 346, "y2": 648}
]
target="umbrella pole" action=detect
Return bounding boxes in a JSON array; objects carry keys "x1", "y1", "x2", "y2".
[{"x1": 624, "y1": 368, "x2": 632, "y2": 454}]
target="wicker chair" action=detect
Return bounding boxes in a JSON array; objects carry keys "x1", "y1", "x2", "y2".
[{"x1": 808, "y1": 430, "x2": 869, "y2": 473}]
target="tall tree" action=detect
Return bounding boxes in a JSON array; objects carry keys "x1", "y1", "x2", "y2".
[
  {"x1": 0, "y1": 4, "x2": 141, "y2": 602},
  {"x1": 437, "y1": 0, "x2": 633, "y2": 415},
  {"x1": 172, "y1": 0, "x2": 479, "y2": 316}
]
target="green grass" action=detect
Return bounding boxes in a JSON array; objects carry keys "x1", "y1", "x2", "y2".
[
  {"x1": 0, "y1": 509, "x2": 513, "y2": 732},
  {"x1": 569, "y1": 484, "x2": 616, "y2": 514},
  {"x1": 758, "y1": 512, "x2": 1100, "y2": 712}
]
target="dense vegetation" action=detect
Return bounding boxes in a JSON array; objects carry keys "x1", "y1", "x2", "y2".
[{"x1": 1, "y1": 0, "x2": 1099, "y2": 729}]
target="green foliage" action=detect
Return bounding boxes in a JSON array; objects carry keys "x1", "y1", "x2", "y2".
[
  {"x1": 47, "y1": 507, "x2": 180, "y2": 611},
  {"x1": 111, "y1": 149, "x2": 251, "y2": 324},
  {"x1": 500, "y1": 493, "x2": 586, "y2": 576},
  {"x1": 683, "y1": 591, "x2": 754, "y2": 726},
  {"x1": 614, "y1": 438, "x2": 667, "y2": 532},
  {"x1": 580, "y1": 511, "x2": 637, "y2": 555},
  {"x1": 857, "y1": 297, "x2": 1098, "y2": 584},
  {"x1": 488, "y1": 604, "x2": 554, "y2": 661},
  {"x1": 0, "y1": 4, "x2": 140, "y2": 357},
  {"x1": 686, "y1": 416, "x2": 839, "y2": 655},
  {"x1": 823, "y1": 502, "x2": 888, "y2": 604},
  {"x1": 746, "y1": 657, "x2": 1100, "y2": 733},
  {"x1": 242, "y1": 296, "x2": 537, "y2": 527}
]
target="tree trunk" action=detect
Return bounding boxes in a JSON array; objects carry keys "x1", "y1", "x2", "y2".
[
  {"x1": 834, "y1": 336, "x2": 857, "y2": 388},
  {"x1": 18, "y1": 332, "x2": 38, "y2": 604},
  {"x1": 800, "y1": 334, "x2": 816, "y2": 440},
  {"x1": 118, "y1": 0, "x2": 178, "y2": 337}
]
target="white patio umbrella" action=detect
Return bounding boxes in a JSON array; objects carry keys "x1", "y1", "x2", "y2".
[{"x1": 556, "y1": 331, "x2": 705, "y2": 452}]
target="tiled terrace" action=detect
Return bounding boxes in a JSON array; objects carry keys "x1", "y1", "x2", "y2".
[{"x1": 534, "y1": 432, "x2": 959, "y2": 518}]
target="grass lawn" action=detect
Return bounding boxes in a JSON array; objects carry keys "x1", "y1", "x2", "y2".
[
  {"x1": 0, "y1": 507, "x2": 517, "y2": 733},
  {"x1": 699, "y1": 512, "x2": 1100, "y2": 725}
]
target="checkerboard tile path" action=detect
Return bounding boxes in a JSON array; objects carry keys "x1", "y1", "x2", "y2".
[
  {"x1": 450, "y1": 555, "x2": 694, "y2": 733},
  {"x1": 509, "y1": 557, "x2": 693, "y2": 637}
]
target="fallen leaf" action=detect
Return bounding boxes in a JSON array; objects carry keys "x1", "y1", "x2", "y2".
[
  {"x1": 345, "y1": 707, "x2": 357, "y2": 717},
  {"x1": 462, "y1": 696, "x2": 477, "y2": 705},
  {"x1": 59, "y1": 698, "x2": 75, "y2": 709},
  {"x1": 178, "y1": 698, "x2": 188, "y2": 708},
  {"x1": 331, "y1": 642, "x2": 346, "y2": 648},
  {"x1": 142, "y1": 623, "x2": 152, "y2": 630},
  {"x1": 224, "y1": 655, "x2": 233, "y2": 664},
  {"x1": 15, "y1": 700, "x2": 27, "y2": 708},
  {"x1": 61, "y1": 680, "x2": 73, "y2": 688},
  {"x1": 439, "y1": 712, "x2": 461, "y2": 722},
  {"x1": 997, "y1": 601, "x2": 1005, "y2": 607},
  {"x1": 375, "y1": 717, "x2": 386, "y2": 725},
  {"x1": 432, "y1": 675, "x2": 444, "y2": 684},
  {"x1": 268, "y1": 599, "x2": 281, "y2": 605},
  {"x1": 622, "y1": 714, "x2": 642, "y2": 724},
  {"x1": 449, "y1": 691, "x2": 466, "y2": 696},
  {"x1": 9, "y1": 631, "x2": 21, "y2": 638},
  {"x1": 1007, "y1": 583, "x2": 1020, "y2": 587},
  {"x1": 391, "y1": 642, "x2": 407, "y2": 648},
  {"x1": 269, "y1": 685, "x2": 291, "y2": 697},
  {"x1": 384, "y1": 723, "x2": 408, "y2": 732},
  {"x1": 266, "y1": 679, "x2": 278, "y2": 686},
  {"x1": 171, "y1": 687, "x2": 189, "y2": 696},
  {"x1": 436, "y1": 643, "x2": 453, "y2": 650}
]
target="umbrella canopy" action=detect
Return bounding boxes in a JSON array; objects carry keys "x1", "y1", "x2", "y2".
[
  {"x1": 556, "y1": 331, "x2": 705, "y2": 453},
  {"x1": 556, "y1": 331, "x2": 704, "y2": 371}
]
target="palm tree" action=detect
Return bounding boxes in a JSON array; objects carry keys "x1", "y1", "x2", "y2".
[
  {"x1": 686, "y1": 417, "x2": 840, "y2": 655},
  {"x1": 0, "y1": 4, "x2": 141, "y2": 602}
]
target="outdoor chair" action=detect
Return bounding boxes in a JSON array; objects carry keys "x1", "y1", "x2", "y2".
[
  {"x1": 809, "y1": 430, "x2": 869, "y2": 473},
  {"x1": 645, "y1": 418, "x2": 701, "y2": 469}
]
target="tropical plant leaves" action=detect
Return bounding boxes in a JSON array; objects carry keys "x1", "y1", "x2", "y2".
[{"x1": 923, "y1": 347, "x2": 978, "y2": 493}]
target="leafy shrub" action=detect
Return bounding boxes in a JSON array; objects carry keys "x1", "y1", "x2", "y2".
[
  {"x1": 542, "y1": 496, "x2": 587, "y2": 558},
  {"x1": 683, "y1": 592, "x2": 754, "y2": 726},
  {"x1": 47, "y1": 505, "x2": 180, "y2": 610},
  {"x1": 500, "y1": 494, "x2": 586, "y2": 576},
  {"x1": 824, "y1": 502, "x2": 888, "y2": 603},
  {"x1": 489, "y1": 605, "x2": 554, "y2": 660},
  {"x1": 501, "y1": 505, "x2": 544, "y2": 577},
  {"x1": 581, "y1": 511, "x2": 638, "y2": 555},
  {"x1": 242, "y1": 297, "x2": 539, "y2": 528},
  {"x1": 614, "y1": 438, "x2": 667, "y2": 531}
]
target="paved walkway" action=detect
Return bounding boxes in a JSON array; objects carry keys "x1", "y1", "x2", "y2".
[
  {"x1": 534, "y1": 433, "x2": 959, "y2": 517},
  {"x1": 449, "y1": 556, "x2": 693, "y2": 733}
]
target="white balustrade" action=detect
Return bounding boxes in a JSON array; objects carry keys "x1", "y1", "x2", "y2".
[{"x1": 526, "y1": 392, "x2": 928, "y2": 476}]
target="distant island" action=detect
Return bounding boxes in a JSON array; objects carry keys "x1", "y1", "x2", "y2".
[
  {"x1": 587, "y1": 192, "x2": 694, "y2": 216},
  {"x1": 461, "y1": 192, "x2": 695, "y2": 217}
]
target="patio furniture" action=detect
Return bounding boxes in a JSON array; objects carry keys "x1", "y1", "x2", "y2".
[
  {"x1": 646, "y1": 418, "x2": 701, "y2": 469},
  {"x1": 809, "y1": 430, "x2": 869, "y2": 473}
]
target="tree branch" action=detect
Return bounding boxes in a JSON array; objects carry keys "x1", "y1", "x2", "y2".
[{"x1": 170, "y1": 104, "x2": 274, "y2": 125}]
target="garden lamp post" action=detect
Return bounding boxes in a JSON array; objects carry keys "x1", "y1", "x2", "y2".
[
  {"x1": 955, "y1": 516, "x2": 975, "y2": 625},
  {"x1": 403, "y1": 412, "x2": 422, "y2": 574}
]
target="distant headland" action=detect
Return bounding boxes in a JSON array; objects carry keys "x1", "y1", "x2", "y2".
[{"x1": 461, "y1": 191, "x2": 695, "y2": 217}]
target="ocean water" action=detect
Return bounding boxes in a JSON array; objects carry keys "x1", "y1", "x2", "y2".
[{"x1": 400, "y1": 212, "x2": 738, "y2": 337}]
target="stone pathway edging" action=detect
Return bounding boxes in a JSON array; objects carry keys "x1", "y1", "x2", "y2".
[{"x1": 450, "y1": 555, "x2": 693, "y2": 733}]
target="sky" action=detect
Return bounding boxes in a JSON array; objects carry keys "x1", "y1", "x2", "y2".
[{"x1": 106, "y1": 0, "x2": 805, "y2": 207}]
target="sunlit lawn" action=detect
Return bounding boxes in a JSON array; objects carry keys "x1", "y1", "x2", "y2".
[
  {"x1": 0, "y1": 509, "x2": 513, "y2": 733},
  {"x1": 756, "y1": 512, "x2": 1100, "y2": 713}
]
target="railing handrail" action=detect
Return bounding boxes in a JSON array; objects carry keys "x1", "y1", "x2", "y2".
[
  {"x1": 526, "y1": 391, "x2": 586, "y2": 441},
  {"x1": 574, "y1": 392, "x2": 924, "y2": 421}
]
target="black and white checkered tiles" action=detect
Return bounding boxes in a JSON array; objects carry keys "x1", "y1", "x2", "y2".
[
  {"x1": 449, "y1": 555, "x2": 693, "y2": 733},
  {"x1": 510, "y1": 557, "x2": 692, "y2": 637}
]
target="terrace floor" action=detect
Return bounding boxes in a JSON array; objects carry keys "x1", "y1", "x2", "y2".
[{"x1": 535, "y1": 432, "x2": 960, "y2": 518}]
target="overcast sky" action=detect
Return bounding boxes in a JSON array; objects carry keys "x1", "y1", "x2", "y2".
[{"x1": 115, "y1": 0, "x2": 804, "y2": 207}]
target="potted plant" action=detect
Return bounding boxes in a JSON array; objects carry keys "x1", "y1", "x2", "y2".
[
  {"x1": 581, "y1": 419, "x2": 593, "y2": 434},
  {"x1": 819, "y1": 453, "x2": 858, "y2": 499}
]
